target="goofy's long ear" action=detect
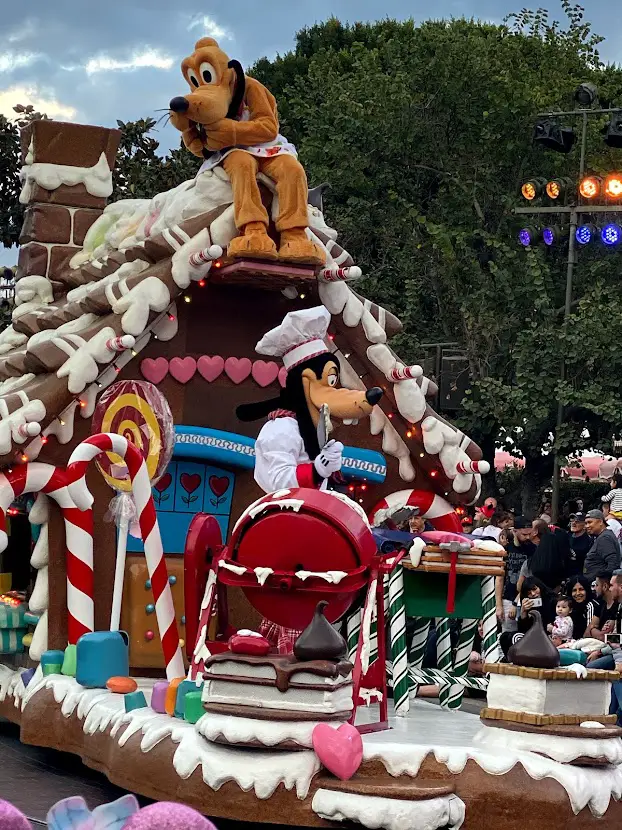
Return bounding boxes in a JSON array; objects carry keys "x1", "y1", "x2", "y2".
[
  {"x1": 227, "y1": 60, "x2": 246, "y2": 119},
  {"x1": 236, "y1": 397, "x2": 282, "y2": 422}
]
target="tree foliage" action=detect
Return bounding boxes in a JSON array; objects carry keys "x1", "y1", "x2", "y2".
[{"x1": 252, "y1": 5, "x2": 622, "y2": 512}]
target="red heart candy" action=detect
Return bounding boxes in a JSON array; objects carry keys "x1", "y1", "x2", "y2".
[
  {"x1": 312, "y1": 722, "x2": 363, "y2": 780},
  {"x1": 229, "y1": 634, "x2": 271, "y2": 656}
]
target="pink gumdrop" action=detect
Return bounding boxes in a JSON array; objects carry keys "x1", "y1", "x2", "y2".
[
  {"x1": 0, "y1": 801, "x2": 31, "y2": 830},
  {"x1": 145, "y1": 630, "x2": 154, "y2": 641},
  {"x1": 124, "y1": 802, "x2": 218, "y2": 829}
]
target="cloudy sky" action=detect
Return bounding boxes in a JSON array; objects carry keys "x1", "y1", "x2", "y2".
[{"x1": 0, "y1": 0, "x2": 618, "y2": 265}]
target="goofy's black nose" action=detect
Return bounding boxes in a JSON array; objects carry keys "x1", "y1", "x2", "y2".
[
  {"x1": 366, "y1": 387, "x2": 383, "y2": 406},
  {"x1": 169, "y1": 96, "x2": 189, "y2": 113}
]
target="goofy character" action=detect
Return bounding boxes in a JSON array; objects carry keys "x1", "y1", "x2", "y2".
[{"x1": 237, "y1": 306, "x2": 383, "y2": 651}]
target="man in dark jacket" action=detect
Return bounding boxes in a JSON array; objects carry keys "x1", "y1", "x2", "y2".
[{"x1": 585, "y1": 510, "x2": 621, "y2": 580}]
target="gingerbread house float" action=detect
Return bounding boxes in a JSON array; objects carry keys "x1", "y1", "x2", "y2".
[{"x1": 0, "y1": 119, "x2": 618, "y2": 830}]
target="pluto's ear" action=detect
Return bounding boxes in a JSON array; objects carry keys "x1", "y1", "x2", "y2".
[
  {"x1": 236, "y1": 397, "x2": 282, "y2": 422},
  {"x1": 227, "y1": 60, "x2": 246, "y2": 119},
  {"x1": 195, "y1": 37, "x2": 219, "y2": 49}
]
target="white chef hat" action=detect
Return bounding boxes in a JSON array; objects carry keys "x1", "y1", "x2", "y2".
[{"x1": 256, "y1": 306, "x2": 331, "y2": 370}]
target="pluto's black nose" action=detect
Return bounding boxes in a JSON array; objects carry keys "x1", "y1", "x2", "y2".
[
  {"x1": 169, "y1": 96, "x2": 189, "y2": 113},
  {"x1": 366, "y1": 387, "x2": 383, "y2": 406}
]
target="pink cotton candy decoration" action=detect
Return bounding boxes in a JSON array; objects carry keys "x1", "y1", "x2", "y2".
[
  {"x1": 0, "y1": 801, "x2": 31, "y2": 830},
  {"x1": 124, "y1": 803, "x2": 218, "y2": 829}
]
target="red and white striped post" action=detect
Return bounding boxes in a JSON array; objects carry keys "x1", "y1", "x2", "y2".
[
  {"x1": 456, "y1": 459, "x2": 490, "y2": 475},
  {"x1": 319, "y1": 265, "x2": 362, "y2": 282},
  {"x1": 0, "y1": 463, "x2": 94, "y2": 644},
  {"x1": 388, "y1": 365, "x2": 423, "y2": 382},
  {"x1": 67, "y1": 434, "x2": 184, "y2": 680}
]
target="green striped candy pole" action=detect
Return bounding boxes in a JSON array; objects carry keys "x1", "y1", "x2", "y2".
[
  {"x1": 435, "y1": 617, "x2": 453, "y2": 709},
  {"x1": 444, "y1": 617, "x2": 478, "y2": 710},
  {"x1": 388, "y1": 564, "x2": 411, "y2": 716},
  {"x1": 481, "y1": 575, "x2": 500, "y2": 664},
  {"x1": 408, "y1": 617, "x2": 431, "y2": 699},
  {"x1": 346, "y1": 606, "x2": 362, "y2": 662}
]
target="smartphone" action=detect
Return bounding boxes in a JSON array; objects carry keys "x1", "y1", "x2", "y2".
[
  {"x1": 530, "y1": 597, "x2": 543, "y2": 608},
  {"x1": 605, "y1": 633, "x2": 621, "y2": 646}
]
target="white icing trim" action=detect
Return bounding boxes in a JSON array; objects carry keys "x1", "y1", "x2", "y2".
[
  {"x1": 312, "y1": 789, "x2": 466, "y2": 830},
  {"x1": 20, "y1": 152, "x2": 113, "y2": 204}
]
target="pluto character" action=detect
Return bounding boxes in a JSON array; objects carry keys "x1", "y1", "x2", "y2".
[{"x1": 169, "y1": 38, "x2": 325, "y2": 266}]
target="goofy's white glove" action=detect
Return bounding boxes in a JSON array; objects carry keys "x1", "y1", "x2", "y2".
[{"x1": 314, "y1": 439, "x2": 344, "y2": 478}]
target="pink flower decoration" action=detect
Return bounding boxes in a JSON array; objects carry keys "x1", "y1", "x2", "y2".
[{"x1": 124, "y1": 803, "x2": 218, "y2": 829}]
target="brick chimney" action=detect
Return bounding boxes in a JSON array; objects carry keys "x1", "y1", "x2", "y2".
[{"x1": 17, "y1": 121, "x2": 121, "y2": 282}]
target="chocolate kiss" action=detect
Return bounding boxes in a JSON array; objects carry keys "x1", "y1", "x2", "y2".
[
  {"x1": 508, "y1": 609, "x2": 561, "y2": 669},
  {"x1": 293, "y1": 600, "x2": 347, "y2": 662}
]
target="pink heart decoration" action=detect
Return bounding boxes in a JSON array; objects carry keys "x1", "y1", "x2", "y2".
[
  {"x1": 140, "y1": 357, "x2": 169, "y2": 384},
  {"x1": 225, "y1": 357, "x2": 252, "y2": 385},
  {"x1": 279, "y1": 367, "x2": 288, "y2": 388},
  {"x1": 312, "y1": 722, "x2": 363, "y2": 781},
  {"x1": 169, "y1": 357, "x2": 197, "y2": 384},
  {"x1": 197, "y1": 355, "x2": 225, "y2": 382},
  {"x1": 252, "y1": 360, "x2": 279, "y2": 388}
]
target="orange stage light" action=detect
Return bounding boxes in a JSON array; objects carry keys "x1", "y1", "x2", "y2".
[
  {"x1": 605, "y1": 175, "x2": 622, "y2": 198},
  {"x1": 579, "y1": 176, "x2": 601, "y2": 199}
]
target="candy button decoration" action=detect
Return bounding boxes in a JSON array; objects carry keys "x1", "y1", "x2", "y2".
[
  {"x1": 181, "y1": 615, "x2": 186, "y2": 625},
  {"x1": 145, "y1": 630, "x2": 154, "y2": 642},
  {"x1": 184, "y1": 691, "x2": 204, "y2": 724},
  {"x1": 91, "y1": 381, "x2": 174, "y2": 493},
  {"x1": 124, "y1": 690, "x2": 148, "y2": 712},
  {"x1": 41, "y1": 650, "x2": 65, "y2": 676},
  {"x1": 168, "y1": 575, "x2": 177, "y2": 586},
  {"x1": 151, "y1": 680, "x2": 169, "y2": 714},
  {"x1": 107, "y1": 676, "x2": 138, "y2": 694},
  {"x1": 145, "y1": 603, "x2": 155, "y2": 615},
  {"x1": 145, "y1": 579, "x2": 151, "y2": 590}
]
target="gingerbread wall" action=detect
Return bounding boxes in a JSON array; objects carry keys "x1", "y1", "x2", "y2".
[{"x1": 17, "y1": 122, "x2": 120, "y2": 283}]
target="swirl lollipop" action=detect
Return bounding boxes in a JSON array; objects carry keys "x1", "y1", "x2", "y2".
[{"x1": 92, "y1": 381, "x2": 174, "y2": 631}]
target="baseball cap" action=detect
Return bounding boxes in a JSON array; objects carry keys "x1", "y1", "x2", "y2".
[
  {"x1": 570, "y1": 512, "x2": 586, "y2": 522},
  {"x1": 513, "y1": 516, "x2": 531, "y2": 529},
  {"x1": 586, "y1": 509, "x2": 605, "y2": 521}
]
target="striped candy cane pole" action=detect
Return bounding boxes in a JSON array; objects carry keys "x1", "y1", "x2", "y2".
[
  {"x1": 444, "y1": 618, "x2": 478, "y2": 710},
  {"x1": 67, "y1": 434, "x2": 184, "y2": 680},
  {"x1": 370, "y1": 490, "x2": 463, "y2": 533},
  {"x1": 190, "y1": 567, "x2": 218, "y2": 682},
  {"x1": 0, "y1": 463, "x2": 94, "y2": 644},
  {"x1": 346, "y1": 606, "x2": 362, "y2": 662},
  {"x1": 481, "y1": 575, "x2": 500, "y2": 664},
  {"x1": 435, "y1": 618, "x2": 453, "y2": 708},
  {"x1": 388, "y1": 365, "x2": 423, "y2": 382},
  {"x1": 388, "y1": 564, "x2": 411, "y2": 716},
  {"x1": 408, "y1": 617, "x2": 430, "y2": 700}
]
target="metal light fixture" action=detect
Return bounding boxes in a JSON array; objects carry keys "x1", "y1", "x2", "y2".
[
  {"x1": 579, "y1": 176, "x2": 602, "y2": 200},
  {"x1": 574, "y1": 82, "x2": 598, "y2": 108},
  {"x1": 575, "y1": 224, "x2": 597, "y2": 245},
  {"x1": 533, "y1": 119, "x2": 576, "y2": 154},
  {"x1": 605, "y1": 174, "x2": 622, "y2": 198},
  {"x1": 603, "y1": 115, "x2": 622, "y2": 149},
  {"x1": 518, "y1": 227, "x2": 538, "y2": 247},
  {"x1": 601, "y1": 223, "x2": 622, "y2": 246},
  {"x1": 546, "y1": 177, "x2": 573, "y2": 201},
  {"x1": 521, "y1": 178, "x2": 547, "y2": 201}
]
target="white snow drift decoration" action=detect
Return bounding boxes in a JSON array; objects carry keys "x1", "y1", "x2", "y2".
[
  {"x1": 14, "y1": 275, "x2": 54, "y2": 307},
  {"x1": 312, "y1": 789, "x2": 466, "y2": 830},
  {"x1": 0, "y1": 398, "x2": 46, "y2": 455},
  {"x1": 111, "y1": 278, "x2": 171, "y2": 336},
  {"x1": 56, "y1": 326, "x2": 120, "y2": 393}
]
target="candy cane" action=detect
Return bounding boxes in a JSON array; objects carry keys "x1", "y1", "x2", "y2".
[
  {"x1": 456, "y1": 459, "x2": 490, "y2": 475},
  {"x1": 0, "y1": 463, "x2": 93, "y2": 644},
  {"x1": 319, "y1": 265, "x2": 362, "y2": 282},
  {"x1": 106, "y1": 335, "x2": 135, "y2": 353},
  {"x1": 370, "y1": 489, "x2": 463, "y2": 533},
  {"x1": 67, "y1": 434, "x2": 184, "y2": 680},
  {"x1": 189, "y1": 244, "x2": 223, "y2": 269},
  {"x1": 388, "y1": 365, "x2": 423, "y2": 382}
]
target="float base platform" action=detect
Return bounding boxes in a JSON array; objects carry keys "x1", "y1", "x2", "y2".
[{"x1": 1, "y1": 666, "x2": 621, "y2": 830}]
